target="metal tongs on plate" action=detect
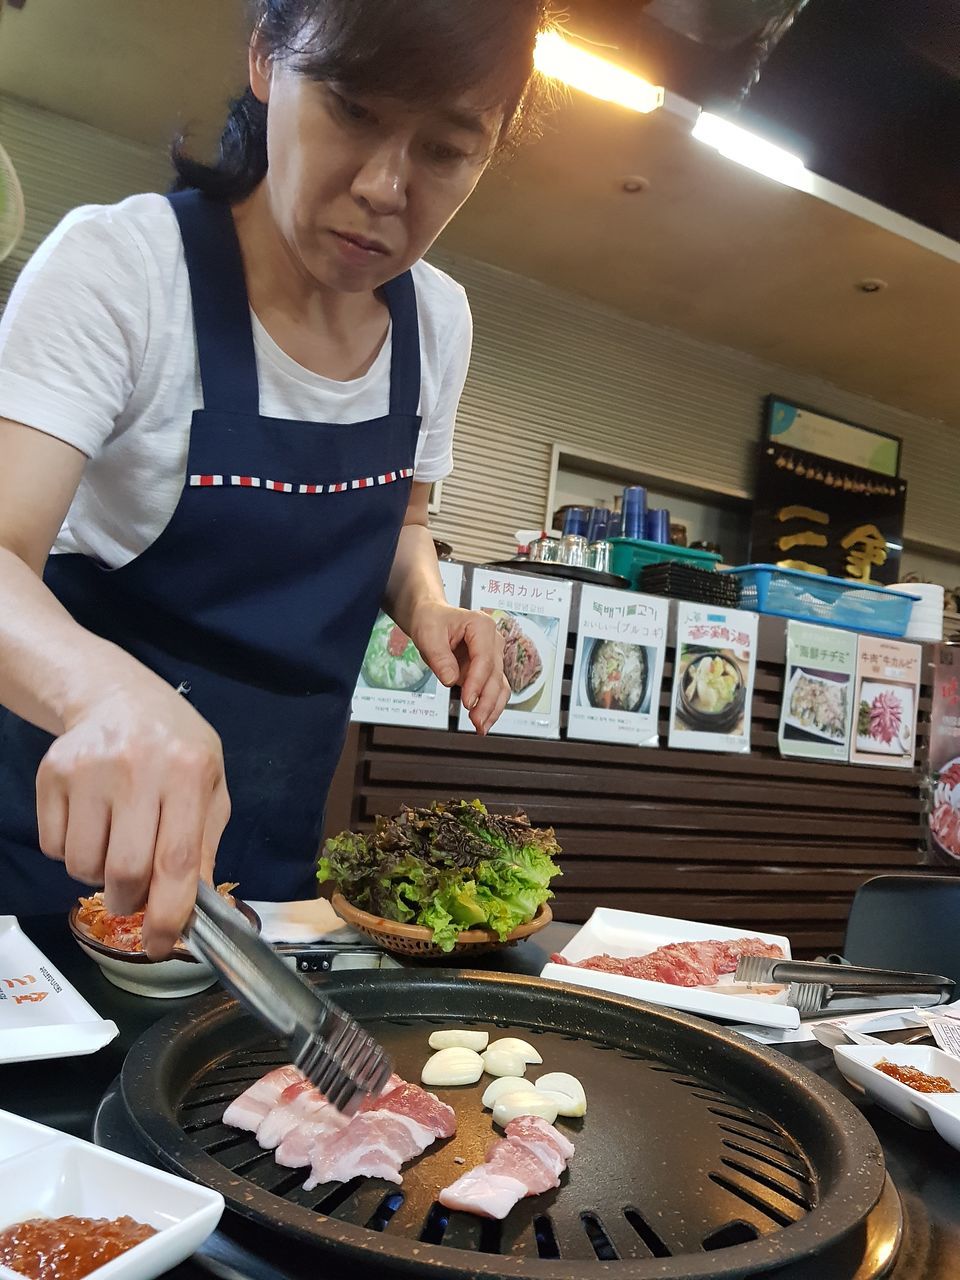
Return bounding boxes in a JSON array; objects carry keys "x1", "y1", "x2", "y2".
[
  {"x1": 185, "y1": 882, "x2": 393, "y2": 1113},
  {"x1": 736, "y1": 955, "x2": 955, "y2": 1017}
]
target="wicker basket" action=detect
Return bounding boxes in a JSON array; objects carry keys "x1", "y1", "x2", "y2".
[{"x1": 330, "y1": 893, "x2": 552, "y2": 960}]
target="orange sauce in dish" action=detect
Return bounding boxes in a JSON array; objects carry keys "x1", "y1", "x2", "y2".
[
  {"x1": 0, "y1": 1214, "x2": 156, "y2": 1280},
  {"x1": 874, "y1": 1060, "x2": 957, "y2": 1094}
]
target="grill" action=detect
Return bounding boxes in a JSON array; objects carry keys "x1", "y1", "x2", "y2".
[{"x1": 111, "y1": 970, "x2": 901, "y2": 1279}]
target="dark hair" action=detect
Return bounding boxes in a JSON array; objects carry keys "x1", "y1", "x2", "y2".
[{"x1": 172, "y1": 0, "x2": 553, "y2": 199}]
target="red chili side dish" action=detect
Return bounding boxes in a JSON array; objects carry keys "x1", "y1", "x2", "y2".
[
  {"x1": 873, "y1": 1060, "x2": 957, "y2": 1094},
  {"x1": 0, "y1": 1214, "x2": 156, "y2": 1280}
]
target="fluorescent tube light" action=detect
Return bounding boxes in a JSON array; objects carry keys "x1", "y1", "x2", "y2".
[
  {"x1": 534, "y1": 30, "x2": 664, "y2": 115},
  {"x1": 692, "y1": 111, "x2": 806, "y2": 186}
]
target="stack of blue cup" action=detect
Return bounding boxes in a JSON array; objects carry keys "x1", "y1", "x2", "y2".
[
  {"x1": 587, "y1": 507, "x2": 611, "y2": 542},
  {"x1": 621, "y1": 487, "x2": 647, "y2": 539},
  {"x1": 562, "y1": 507, "x2": 589, "y2": 537},
  {"x1": 645, "y1": 508, "x2": 670, "y2": 543}
]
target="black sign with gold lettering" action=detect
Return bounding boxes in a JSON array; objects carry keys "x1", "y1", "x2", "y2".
[{"x1": 749, "y1": 442, "x2": 907, "y2": 584}]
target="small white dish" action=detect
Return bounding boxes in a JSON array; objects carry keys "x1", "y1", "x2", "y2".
[
  {"x1": 69, "y1": 899, "x2": 260, "y2": 999},
  {"x1": 924, "y1": 1092, "x2": 960, "y2": 1152},
  {"x1": 73, "y1": 940, "x2": 219, "y2": 1000},
  {"x1": 0, "y1": 1111, "x2": 61, "y2": 1163},
  {"x1": 0, "y1": 1111, "x2": 223, "y2": 1280},
  {"x1": 833, "y1": 1044, "x2": 960, "y2": 1129}
]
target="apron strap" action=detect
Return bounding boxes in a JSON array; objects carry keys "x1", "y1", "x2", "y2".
[
  {"x1": 168, "y1": 190, "x2": 422, "y2": 422},
  {"x1": 381, "y1": 270, "x2": 421, "y2": 418},
  {"x1": 167, "y1": 190, "x2": 260, "y2": 416}
]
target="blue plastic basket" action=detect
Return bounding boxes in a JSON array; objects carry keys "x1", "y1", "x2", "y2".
[{"x1": 717, "y1": 564, "x2": 919, "y2": 636}]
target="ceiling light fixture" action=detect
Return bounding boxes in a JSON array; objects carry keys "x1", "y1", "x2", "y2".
[
  {"x1": 534, "y1": 30, "x2": 665, "y2": 115},
  {"x1": 692, "y1": 111, "x2": 806, "y2": 186}
]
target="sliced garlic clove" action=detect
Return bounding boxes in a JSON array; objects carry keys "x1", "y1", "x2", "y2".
[
  {"x1": 481, "y1": 1047, "x2": 528, "y2": 1078},
  {"x1": 534, "y1": 1071, "x2": 587, "y2": 1115},
  {"x1": 492, "y1": 1091, "x2": 560, "y2": 1127},
  {"x1": 486, "y1": 1037, "x2": 543, "y2": 1065},
  {"x1": 481, "y1": 1075, "x2": 537, "y2": 1109},
  {"x1": 427, "y1": 1029, "x2": 490, "y2": 1052},
  {"x1": 421, "y1": 1047, "x2": 484, "y2": 1087}
]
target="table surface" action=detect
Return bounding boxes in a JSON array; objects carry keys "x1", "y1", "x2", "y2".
[{"x1": 6, "y1": 916, "x2": 960, "y2": 1279}]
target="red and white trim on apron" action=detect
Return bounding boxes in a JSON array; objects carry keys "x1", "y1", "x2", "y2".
[{"x1": 189, "y1": 468, "x2": 415, "y2": 492}]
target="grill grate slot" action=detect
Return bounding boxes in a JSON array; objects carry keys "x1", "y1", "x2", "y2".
[
  {"x1": 719, "y1": 1158, "x2": 814, "y2": 1211},
  {"x1": 622, "y1": 1206, "x2": 672, "y2": 1258},
  {"x1": 366, "y1": 1192, "x2": 404, "y2": 1232},
  {"x1": 180, "y1": 1092, "x2": 248, "y2": 1111},
  {"x1": 581, "y1": 1213, "x2": 619, "y2": 1261},
  {"x1": 208, "y1": 1138, "x2": 268, "y2": 1172},
  {"x1": 706, "y1": 1106, "x2": 789, "y2": 1137},
  {"x1": 533, "y1": 1215, "x2": 560, "y2": 1259},
  {"x1": 419, "y1": 1203, "x2": 450, "y2": 1245},
  {"x1": 709, "y1": 1172, "x2": 796, "y2": 1227},
  {"x1": 702, "y1": 1220, "x2": 761, "y2": 1251},
  {"x1": 312, "y1": 1178, "x2": 362, "y2": 1215},
  {"x1": 721, "y1": 1139, "x2": 815, "y2": 1185},
  {"x1": 182, "y1": 1109, "x2": 245, "y2": 1134},
  {"x1": 717, "y1": 1123, "x2": 809, "y2": 1164},
  {"x1": 478, "y1": 1218, "x2": 502, "y2": 1254}
]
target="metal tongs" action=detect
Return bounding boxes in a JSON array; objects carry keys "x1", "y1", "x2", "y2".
[
  {"x1": 736, "y1": 954, "x2": 955, "y2": 1017},
  {"x1": 185, "y1": 882, "x2": 393, "y2": 1113}
]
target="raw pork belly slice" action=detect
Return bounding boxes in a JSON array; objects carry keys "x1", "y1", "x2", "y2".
[
  {"x1": 303, "y1": 1080, "x2": 456, "y2": 1190},
  {"x1": 550, "y1": 936, "x2": 784, "y2": 988},
  {"x1": 440, "y1": 1116, "x2": 575, "y2": 1220},
  {"x1": 438, "y1": 1168, "x2": 528, "y2": 1220},
  {"x1": 257, "y1": 1079, "x2": 326, "y2": 1150},
  {"x1": 260, "y1": 1072, "x2": 403, "y2": 1151},
  {"x1": 370, "y1": 1081, "x2": 457, "y2": 1136},
  {"x1": 222, "y1": 1066, "x2": 304, "y2": 1133},
  {"x1": 304, "y1": 1112, "x2": 435, "y2": 1189},
  {"x1": 274, "y1": 1100, "x2": 350, "y2": 1168}
]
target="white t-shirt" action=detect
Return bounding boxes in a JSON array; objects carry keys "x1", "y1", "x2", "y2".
[{"x1": 0, "y1": 193, "x2": 471, "y2": 568}]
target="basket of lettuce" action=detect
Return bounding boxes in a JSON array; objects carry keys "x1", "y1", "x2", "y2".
[{"x1": 319, "y1": 800, "x2": 561, "y2": 957}]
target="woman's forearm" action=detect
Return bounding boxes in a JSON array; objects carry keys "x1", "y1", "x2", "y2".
[
  {"x1": 0, "y1": 546, "x2": 155, "y2": 734},
  {"x1": 382, "y1": 521, "x2": 446, "y2": 634}
]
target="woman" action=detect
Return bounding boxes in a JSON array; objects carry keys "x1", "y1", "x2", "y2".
[{"x1": 0, "y1": 0, "x2": 551, "y2": 953}]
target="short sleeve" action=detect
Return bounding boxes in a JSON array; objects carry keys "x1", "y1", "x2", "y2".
[
  {"x1": 414, "y1": 289, "x2": 472, "y2": 484},
  {"x1": 0, "y1": 205, "x2": 149, "y2": 458}
]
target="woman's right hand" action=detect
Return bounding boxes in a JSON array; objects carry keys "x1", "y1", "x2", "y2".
[{"x1": 36, "y1": 681, "x2": 231, "y2": 957}]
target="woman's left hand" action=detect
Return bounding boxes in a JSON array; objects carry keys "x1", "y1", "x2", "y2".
[{"x1": 408, "y1": 602, "x2": 509, "y2": 735}]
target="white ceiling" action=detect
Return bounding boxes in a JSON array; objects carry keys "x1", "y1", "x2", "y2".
[{"x1": 1, "y1": 0, "x2": 957, "y2": 424}]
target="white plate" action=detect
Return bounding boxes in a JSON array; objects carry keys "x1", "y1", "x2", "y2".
[
  {"x1": 782, "y1": 667, "x2": 848, "y2": 744},
  {"x1": 0, "y1": 1110, "x2": 223, "y2": 1280},
  {"x1": 833, "y1": 1044, "x2": 960, "y2": 1129},
  {"x1": 540, "y1": 908, "x2": 799, "y2": 1030},
  {"x1": 0, "y1": 917, "x2": 119, "y2": 1064}
]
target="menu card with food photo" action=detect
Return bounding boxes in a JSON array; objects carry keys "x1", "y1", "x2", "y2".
[
  {"x1": 928, "y1": 646, "x2": 960, "y2": 861},
  {"x1": 351, "y1": 561, "x2": 464, "y2": 728},
  {"x1": 567, "y1": 587, "x2": 668, "y2": 746},
  {"x1": 459, "y1": 569, "x2": 572, "y2": 740},
  {"x1": 849, "y1": 634, "x2": 922, "y2": 768},
  {"x1": 668, "y1": 603, "x2": 758, "y2": 753},
  {"x1": 778, "y1": 622, "x2": 856, "y2": 761}
]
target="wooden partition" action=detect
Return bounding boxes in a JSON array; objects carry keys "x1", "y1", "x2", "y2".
[{"x1": 325, "y1": 588, "x2": 935, "y2": 959}]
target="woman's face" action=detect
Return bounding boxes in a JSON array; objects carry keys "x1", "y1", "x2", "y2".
[{"x1": 250, "y1": 50, "x2": 503, "y2": 292}]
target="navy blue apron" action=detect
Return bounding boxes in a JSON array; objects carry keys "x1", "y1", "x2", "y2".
[{"x1": 0, "y1": 190, "x2": 422, "y2": 911}]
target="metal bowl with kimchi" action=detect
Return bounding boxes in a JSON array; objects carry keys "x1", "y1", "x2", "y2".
[{"x1": 68, "y1": 887, "x2": 260, "y2": 999}]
